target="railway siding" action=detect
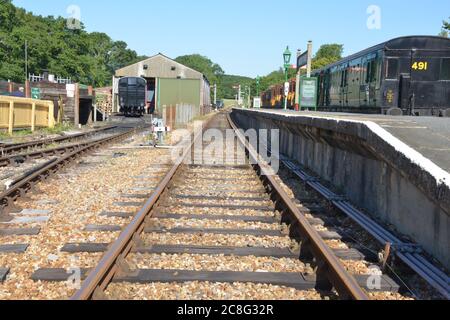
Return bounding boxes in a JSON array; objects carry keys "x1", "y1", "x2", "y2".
[{"x1": 0, "y1": 132, "x2": 172, "y2": 299}]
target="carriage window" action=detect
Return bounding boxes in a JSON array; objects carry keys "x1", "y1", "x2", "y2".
[
  {"x1": 386, "y1": 59, "x2": 399, "y2": 79},
  {"x1": 441, "y1": 58, "x2": 450, "y2": 80}
]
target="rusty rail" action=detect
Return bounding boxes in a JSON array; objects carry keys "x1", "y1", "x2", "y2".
[
  {"x1": 0, "y1": 127, "x2": 135, "y2": 218},
  {"x1": 0, "y1": 125, "x2": 117, "y2": 157},
  {"x1": 226, "y1": 113, "x2": 369, "y2": 300},
  {"x1": 0, "y1": 132, "x2": 120, "y2": 168},
  {"x1": 72, "y1": 112, "x2": 368, "y2": 300},
  {"x1": 71, "y1": 120, "x2": 204, "y2": 300}
]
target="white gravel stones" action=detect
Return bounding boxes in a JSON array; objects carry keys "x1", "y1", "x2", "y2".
[
  {"x1": 143, "y1": 233, "x2": 295, "y2": 249},
  {"x1": 165, "y1": 206, "x2": 274, "y2": 218},
  {"x1": 0, "y1": 135, "x2": 172, "y2": 300},
  {"x1": 151, "y1": 218, "x2": 282, "y2": 231},
  {"x1": 105, "y1": 282, "x2": 326, "y2": 300},
  {"x1": 128, "y1": 253, "x2": 309, "y2": 274}
]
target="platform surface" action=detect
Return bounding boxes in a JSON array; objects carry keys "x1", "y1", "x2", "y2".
[{"x1": 242, "y1": 109, "x2": 450, "y2": 173}]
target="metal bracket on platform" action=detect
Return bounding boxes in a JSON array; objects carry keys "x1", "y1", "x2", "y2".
[
  {"x1": 391, "y1": 243, "x2": 423, "y2": 254},
  {"x1": 329, "y1": 195, "x2": 347, "y2": 202},
  {"x1": 303, "y1": 176, "x2": 320, "y2": 183}
]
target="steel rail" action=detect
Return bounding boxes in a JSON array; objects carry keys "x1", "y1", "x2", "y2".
[
  {"x1": 285, "y1": 160, "x2": 450, "y2": 299},
  {"x1": 71, "y1": 119, "x2": 206, "y2": 300},
  {"x1": 253, "y1": 131, "x2": 449, "y2": 299},
  {"x1": 72, "y1": 112, "x2": 368, "y2": 300},
  {"x1": 0, "y1": 125, "x2": 117, "y2": 156},
  {"x1": 0, "y1": 134, "x2": 121, "y2": 167},
  {"x1": 226, "y1": 113, "x2": 369, "y2": 300},
  {"x1": 0, "y1": 128, "x2": 136, "y2": 217}
]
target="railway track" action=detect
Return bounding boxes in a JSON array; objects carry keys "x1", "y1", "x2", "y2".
[
  {"x1": 0, "y1": 126, "x2": 138, "y2": 221},
  {"x1": 0, "y1": 125, "x2": 117, "y2": 157},
  {"x1": 25, "y1": 112, "x2": 407, "y2": 300}
]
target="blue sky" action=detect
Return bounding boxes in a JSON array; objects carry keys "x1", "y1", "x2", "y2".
[{"x1": 12, "y1": 0, "x2": 450, "y2": 78}]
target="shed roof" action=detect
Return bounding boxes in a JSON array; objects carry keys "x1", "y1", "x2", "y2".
[{"x1": 115, "y1": 53, "x2": 207, "y2": 81}]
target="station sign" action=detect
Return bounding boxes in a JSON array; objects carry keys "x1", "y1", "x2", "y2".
[
  {"x1": 284, "y1": 82, "x2": 290, "y2": 97},
  {"x1": 253, "y1": 97, "x2": 261, "y2": 109},
  {"x1": 31, "y1": 88, "x2": 41, "y2": 100},
  {"x1": 300, "y1": 77, "x2": 318, "y2": 110},
  {"x1": 297, "y1": 51, "x2": 309, "y2": 69}
]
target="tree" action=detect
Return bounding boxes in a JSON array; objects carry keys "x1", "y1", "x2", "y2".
[
  {"x1": 0, "y1": 1, "x2": 144, "y2": 86},
  {"x1": 256, "y1": 43, "x2": 344, "y2": 94},
  {"x1": 312, "y1": 44, "x2": 343, "y2": 70},
  {"x1": 175, "y1": 54, "x2": 226, "y2": 100},
  {"x1": 175, "y1": 54, "x2": 224, "y2": 85}
]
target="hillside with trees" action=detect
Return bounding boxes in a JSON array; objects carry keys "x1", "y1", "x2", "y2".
[
  {"x1": 175, "y1": 54, "x2": 253, "y2": 100},
  {"x1": 256, "y1": 44, "x2": 343, "y2": 94},
  {"x1": 1, "y1": 0, "x2": 346, "y2": 100},
  {"x1": 0, "y1": 0, "x2": 145, "y2": 86}
]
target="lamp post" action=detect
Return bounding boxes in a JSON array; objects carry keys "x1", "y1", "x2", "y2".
[
  {"x1": 283, "y1": 46, "x2": 292, "y2": 110},
  {"x1": 256, "y1": 76, "x2": 261, "y2": 96}
]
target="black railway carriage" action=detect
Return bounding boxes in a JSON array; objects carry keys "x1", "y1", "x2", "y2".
[
  {"x1": 118, "y1": 77, "x2": 147, "y2": 117},
  {"x1": 313, "y1": 36, "x2": 450, "y2": 116}
]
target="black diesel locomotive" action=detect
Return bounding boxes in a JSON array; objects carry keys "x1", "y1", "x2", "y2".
[
  {"x1": 118, "y1": 77, "x2": 147, "y2": 117},
  {"x1": 313, "y1": 36, "x2": 450, "y2": 116}
]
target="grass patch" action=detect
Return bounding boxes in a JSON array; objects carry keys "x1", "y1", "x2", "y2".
[
  {"x1": 0, "y1": 131, "x2": 10, "y2": 141},
  {"x1": 0, "y1": 122, "x2": 74, "y2": 142},
  {"x1": 40, "y1": 123, "x2": 74, "y2": 135}
]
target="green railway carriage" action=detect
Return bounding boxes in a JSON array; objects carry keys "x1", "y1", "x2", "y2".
[{"x1": 312, "y1": 36, "x2": 450, "y2": 116}]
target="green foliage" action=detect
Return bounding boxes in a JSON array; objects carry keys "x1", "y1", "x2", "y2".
[
  {"x1": 258, "y1": 68, "x2": 296, "y2": 93},
  {"x1": 175, "y1": 54, "x2": 224, "y2": 85},
  {"x1": 312, "y1": 44, "x2": 343, "y2": 70},
  {"x1": 257, "y1": 44, "x2": 343, "y2": 94},
  {"x1": 0, "y1": 0, "x2": 144, "y2": 86},
  {"x1": 41, "y1": 122, "x2": 73, "y2": 135},
  {"x1": 175, "y1": 54, "x2": 254, "y2": 100},
  {"x1": 220, "y1": 74, "x2": 253, "y2": 99}
]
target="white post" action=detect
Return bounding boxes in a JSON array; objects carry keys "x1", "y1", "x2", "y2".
[
  {"x1": 307, "y1": 41, "x2": 313, "y2": 78},
  {"x1": 295, "y1": 49, "x2": 302, "y2": 110}
]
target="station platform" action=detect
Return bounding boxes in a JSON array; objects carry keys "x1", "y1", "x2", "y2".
[
  {"x1": 231, "y1": 108, "x2": 450, "y2": 269},
  {"x1": 245, "y1": 109, "x2": 450, "y2": 173}
]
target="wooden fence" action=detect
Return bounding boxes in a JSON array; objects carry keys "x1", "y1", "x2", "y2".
[
  {"x1": 162, "y1": 104, "x2": 212, "y2": 129},
  {"x1": 0, "y1": 96, "x2": 55, "y2": 134}
]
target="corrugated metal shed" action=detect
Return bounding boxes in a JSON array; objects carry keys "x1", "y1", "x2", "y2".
[{"x1": 114, "y1": 53, "x2": 211, "y2": 116}]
